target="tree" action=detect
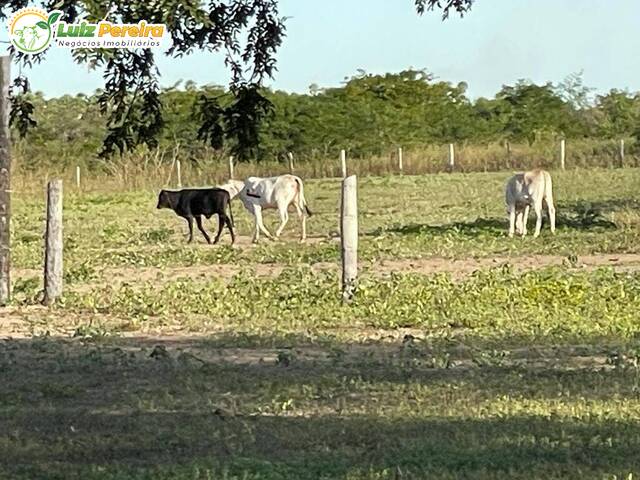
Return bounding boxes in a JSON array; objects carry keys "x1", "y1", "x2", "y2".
[
  {"x1": 554, "y1": 71, "x2": 599, "y2": 137},
  {"x1": 554, "y1": 71, "x2": 594, "y2": 111},
  {"x1": 496, "y1": 80, "x2": 574, "y2": 143},
  {"x1": 1, "y1": 0, "x2": 475, "y2": 160},
  {"x1": 2, "y1": 0, "x2": 286, "y2": 160},
  {"x1": 21, "y1": 67, "x2": 636, "y2": 168},
  {"x1": 595, "y1": 90, "x2": 640, "y2": 139}
]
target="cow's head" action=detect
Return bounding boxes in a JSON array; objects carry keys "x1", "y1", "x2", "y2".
[
  {"x1": 516, "y1": 177, "x2": 534, "y2": 207},
  {"x1": 156, "y1": 190, "x2": 172, "y2": 209},
  {"x1": 218, "y1": 180, "x2": 244, "y2": 200},
  {"x1": 520, "y1": 192, "x2": 533, "y2": 204},
  {"x1": 15, "y1": 26, "x2": 41, "y2": 50},
  {"x1": 514, "y1": 193, "x2": 533, "y2": 211}
]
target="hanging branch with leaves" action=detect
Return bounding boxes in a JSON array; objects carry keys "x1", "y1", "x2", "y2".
[{"x1": 414, "y1": 0, "x2": 474, "y2": 18}]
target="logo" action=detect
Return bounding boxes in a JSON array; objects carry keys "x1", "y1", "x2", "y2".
[
  {"x1": 9, "y1": 8, "x2": 60, "y2": 54},
  {"x1": 8, "y1": 7, "x2": 168, "y2": 54}
]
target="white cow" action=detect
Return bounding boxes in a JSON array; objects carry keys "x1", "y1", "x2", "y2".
[
  {"x1": 505, "y1": 169, "x2": 556, "y2": 238},
  {"x1": 15, "y1": 26, "x2": 41, "y2": 51},
  {"x1": 219, "y1": 174, "x2": 312, "y2": 243}
]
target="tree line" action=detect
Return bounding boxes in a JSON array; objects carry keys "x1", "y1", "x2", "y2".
[{"x1": 14, "y1": 69, "x2": 640, "y2": 170}]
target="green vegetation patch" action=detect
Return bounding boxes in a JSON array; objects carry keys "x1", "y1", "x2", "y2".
[{"x1": 66, "y1": 266, "x2": 640, "y2": 345}]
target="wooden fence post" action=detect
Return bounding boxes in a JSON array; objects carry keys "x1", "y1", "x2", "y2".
[
  {"x1": 176, "y1": 160, "x2": 182, "y2": 188},
  {"x1": 229, "y1": 156, "x2": 235, "y2": 180},
  {"x1": 560, "y1": 139, "x2": 566, "y2": 170},
  {"x1": 0, "y1": 56, "x2": 10, "y2": 305},
  {"x1": 620, "y1": 139, "x2": 625, "y2": 167},
  {"x1": 287, "y1": 152, "x2": 294, "y2": 174},
  {"x1": 398, "y1": 147, "x2": 403, "y2": 174},
  {"x1": 448, "y1": 143, "x2": 455, "y2": 171},
  {"x1": 341, "y1": 175, "x2": 358, "y2": 303},
  {"x1": 340, "y1": 149, "x2": 347, "y2": 178},
  {"x1": 43, "y1": 180, "x2": 63, "y2": 306},
  {"x1": 75, "y1": 165, "x2": 81, "y2": 189}
]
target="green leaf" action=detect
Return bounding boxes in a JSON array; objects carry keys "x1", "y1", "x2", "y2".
[
  {"x1": 36, "y1": 21, "x2": 49, "y2": 30},
  {"x1": 48, "y1": 12, "x2": 62, "y2": 25}
]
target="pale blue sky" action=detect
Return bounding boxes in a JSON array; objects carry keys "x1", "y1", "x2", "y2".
[{"x1": 1, "y1": 0, "x2": 639, "y2": 99}]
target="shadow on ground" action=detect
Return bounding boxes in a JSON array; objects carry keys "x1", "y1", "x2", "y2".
[
  {"x1": 2, "y1": 334, "x2": 640, "y2": 479},
  {"x1": 375, "y1": 198, "x2": 630, "y2": 237}
]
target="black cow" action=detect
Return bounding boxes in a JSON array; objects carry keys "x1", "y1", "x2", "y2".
[{"x1": 156, "y1": 188, "x2": 235, "y2": 244}]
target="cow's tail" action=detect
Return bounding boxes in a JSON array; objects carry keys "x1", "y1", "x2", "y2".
[
  {"x1": 294, "y1": 176, "x2": 312, "y2": 217},
  {"x1": 227, "y1": 192, "x2": 235, "y2": 227}
]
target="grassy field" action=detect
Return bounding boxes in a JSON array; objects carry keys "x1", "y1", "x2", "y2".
[{"x1": 2, "y1": 168, "x2": 640, "y2": 479}]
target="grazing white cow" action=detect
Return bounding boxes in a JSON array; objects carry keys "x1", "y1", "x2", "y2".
[
  {"x1": 505, "y1": 169, "x2": 556, "y2": 238},
  {"x1": 219, "y1": 174, "x2": 312, "y2": 243}
]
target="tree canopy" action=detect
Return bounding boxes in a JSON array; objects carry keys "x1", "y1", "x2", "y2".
[{"x1": 15, "y1": 69, "x2": 638, "y2": 170}]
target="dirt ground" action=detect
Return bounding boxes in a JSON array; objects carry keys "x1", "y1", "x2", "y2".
[
  {"x1": 376, "y1": 252, "x2": 640, "y2": 279},
  {"x1": 11, "y1": 252, "x2": 640, "y2": 289},
  {"x1": 3, "y1": 252, "x2": 640, "y2": 341},
  {"x1": 0, "y1": 323, "x2": 615, "y2": 371}
]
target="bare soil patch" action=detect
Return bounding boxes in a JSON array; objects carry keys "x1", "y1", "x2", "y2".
[
  {"x1": 0, "y1": 330, "x2": 615, "y2": 373},
  {"x1": 375, "y1": 253, "x2": 640, "y2": 279},
  {"x1": 13, "y1": 252, "x2": 635, "y2": 287}
]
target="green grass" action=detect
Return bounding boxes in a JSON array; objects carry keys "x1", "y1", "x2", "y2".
[
  {"x1": 3, "y1": 168, "x2": 640, "y2": 479},
  {"x1": 3, "y1": 332, "x2": 640, "y2": 479},
  {"x1": 63, "y1": 267, "x2": 640, "y2": 345},
  {"x1": 10, "y1": 168, "x2": 640, "y2": 270}
]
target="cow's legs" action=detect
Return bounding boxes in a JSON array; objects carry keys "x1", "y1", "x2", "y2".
[
  {"x1": 186, "y1": 215, "x2": 195, "y2": 243},
  {"x1": 546, "y1": 197, "x2": 556, "y2": 234},
  {"x1": 212, "y1": 214, "x2": 225, "y2": 244},
  {"x1": 225, "y1": 216, "x2": 236, "y2": 244},
  {"x1": 293, "y1": 203, "x2": 307, "y2": 242},
  {"x1": 253, "y1": 205, "x2": 273, "y2": 243},
  {"x1": 508, "y1": 207, "x2": 516, "y2": 238},
  {"x1": 300, "y1": 214, "x2": 307, "y2": 242},
  {"x1": 521, "y1": 205, "x2": 530, "y2": 237},
  {"x1": 533, "y1": 201, "x2": 543, "y2": 238},
  {"x1": 275, "y1": 203, "x2": 289, "y2": 238},
  {"x1": 250, "y1": 208, "x2": 260, "y2": 243},
  {"x1": 195, "y1": 215, "x2": 212, "y2": 244},
  {"x1": 515, "y1": 212, "x2": 523, "y2": 235}
]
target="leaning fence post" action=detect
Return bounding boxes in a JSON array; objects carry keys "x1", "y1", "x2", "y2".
[
  {"x1": 229, "y1": 156, "x2": 235, "y2": 180},
  {"x1": 448, "y1": 143, "x2": 455, "y2": 171},
  {"x1": 340, "y1": 150, "x2": 347, "y2": 178},
  {"x1": 287, "y1": 152, "x2": 294, "y2": 174},
  {"x1": 620, "y1": 139, "x2": 625, "y2": 167},
  {"x1": 0, "y1": 56, "x2": 10, "y2": 305},
  {"x1": 340, "y1": 175, "x2": 358, "y2": 303},
  {"x1": 43, "y1": 180, "x2": 63, "y2": 306},
  {"x1": 505, "y1": 141, "x2": 512, "y2": 169},
  {"x1": 176, "y1": 160, "x2": 182, "y2": 188},
  {"x1": 560, "y1": 139, "x2": 566, "y2": 170},
  {"x1": 398, "y1": 147, "x2": 403, "y2": 174}
]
